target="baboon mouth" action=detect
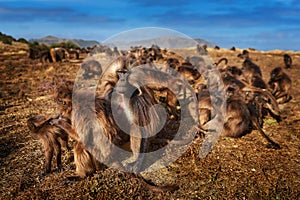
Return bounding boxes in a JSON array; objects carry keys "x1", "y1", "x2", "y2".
[{"x1": 118, "y1": 102, "x2": 126, "y2": 110}]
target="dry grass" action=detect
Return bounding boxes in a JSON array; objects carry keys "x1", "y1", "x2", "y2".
[{"x1": 0, "y1": 42, "x2": 299, "y2": 199}]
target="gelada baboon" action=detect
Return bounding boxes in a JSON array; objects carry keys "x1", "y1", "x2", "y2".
[
  {"x1": 239, "y1": 49, "x2": 249, "y2": 59},
  {"x1": 52, "y1": 83, "x2": 106, "y2": 178},
  {"x1": 53, "y1": 80, "x2": 138, "y2": 169},
  {"x1": 222, "y1": 84, "x2": 280, "y2": 149},
  {"x1": 268, "y1": 67, "x2": 292, "y2": 104},
  {"x1": 221, "y1": 84, "x2": 252, "y2": 138},
  {"x1": 52, "y1": 82, "x2": 178, "y2": 192},
  {"x1": 27, "y1": 114, "x2": 69, "y2": 175},
  {"x1": 283, "y1": 54, "x2": 292, "y2": 69},
  {"x1": 241, "y1": 58, "x2": 262, "y2": 83},
  {"x1": 50, "y1": 47, "x2": 68, "y2": 62},
  {"x1": 51, "y1": 116, "x2": 104, "y2": 178}
]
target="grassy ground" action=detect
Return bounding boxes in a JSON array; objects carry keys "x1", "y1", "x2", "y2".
[{"x1": 0, "y1": 42, "x2": 299, "y2": 199}]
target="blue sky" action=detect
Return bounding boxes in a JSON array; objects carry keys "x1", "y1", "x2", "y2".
[{"x1": 0, "y1": 0, "x2": 299, "y2": 50}]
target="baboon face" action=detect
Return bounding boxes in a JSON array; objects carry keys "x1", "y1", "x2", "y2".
[
  {"x1": 268, "y1": 67, "x2": 292, "y2": 104},
  {"x1": 242, "y1": 58, "x2": 262, "y2": 80},
  {"x1": 270, "y1": 67, "x2": 282, "y2": 80},
  {"x1": 56, "y1": 85, "x2": 73, "y2": 119},
  {"x1": 225, "y1": 84, "x2": 241, "y2": 99}
]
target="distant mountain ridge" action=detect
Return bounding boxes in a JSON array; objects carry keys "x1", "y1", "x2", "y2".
[
  {"x1": 29, "y1": 35, "x2": 215, "y2": 49},
  {"x1": 29, "y1": 36, "x2": 100, "y2": 48},
  {"x1": 105, "y1": 36, "x2": 215, "y2": 50}
]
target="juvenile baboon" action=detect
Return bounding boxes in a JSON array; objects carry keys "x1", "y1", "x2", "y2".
[
  {"x1": 268, "y1": 67, "x2": 292, "y2": 104},
  {"x1": 283, "y1": 54, "x2": 292, "y2": 69},
  {"x1": 27, "y1": 115, "x2": 69, "y2": 175},
  {"x1": 221, "y1": 84, "x2": 252, "y2": 138},
  {"x1": 241, "y1": 58, "x2": 262, "y2": 83},
  {"x1": 237, "y1": 50, "x2": 249, "y2": 59}
]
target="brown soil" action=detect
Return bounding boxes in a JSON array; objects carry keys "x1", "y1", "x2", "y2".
[{"x1": 0, "y1": 42, "x2": 299, "y2": 199}]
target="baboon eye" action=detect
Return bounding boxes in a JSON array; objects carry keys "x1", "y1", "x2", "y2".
[
  {"x1": 117, "y1": 69, "x2": 128, "y2": 79},
  {"x1": 57, "y1": 98, "x2": 66, "y2": 105}
]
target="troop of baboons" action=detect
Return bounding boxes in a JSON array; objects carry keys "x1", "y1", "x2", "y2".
[
  {"x1": 29, "y1": 44, "x2": 121, "y2": 63},
  {"x1": 27, "y1": 44, "x2": 293, "y2": 192}
]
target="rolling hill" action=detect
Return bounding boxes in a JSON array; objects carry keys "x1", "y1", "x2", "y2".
[{"x1": 29, "y1": 36, "x2": 100, "y2": 48}]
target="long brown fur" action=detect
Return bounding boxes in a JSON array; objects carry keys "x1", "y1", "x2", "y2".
[
  {"x1": 221, "y1": 85, "x2": 252, "y2": 137},
  {"x1": 27, "y1": 115, "x2": 69, "y2": 175},
  {"x1": 53, "y1": 84, "x2": 117, "y2": 178},
  {"x1": 268, "y1": 67, "x2": 292, "y2": 104}
]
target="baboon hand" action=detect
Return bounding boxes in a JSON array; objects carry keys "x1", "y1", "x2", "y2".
[
  {"x1": 266, "y1": 142, "x2": 281, "y2": 150},
  {"x1": 49, "y1": 117, "x2": 64, "y2": 126}
]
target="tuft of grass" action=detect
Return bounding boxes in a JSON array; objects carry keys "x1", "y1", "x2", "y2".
[{"x1": 263, "y1": 119, "x2": 278, "y2": 126}]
